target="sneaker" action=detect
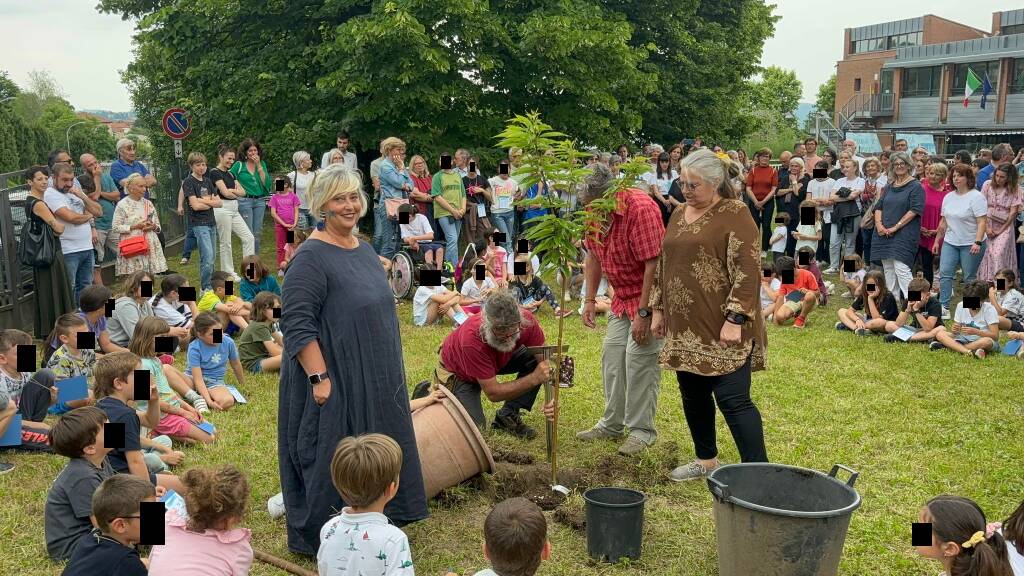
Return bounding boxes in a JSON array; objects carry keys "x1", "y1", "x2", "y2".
[
  {"x1": 973, "y1": 349, "x2": 987, "y2": 360},
  {"x1": 823, "y1": 268, "x2": 837, "y2": 275},
  {"x1": 492, "y1": 412, "x2": 537, "y2": 440},
  {"x1": 941, "y1": 307, "x2": 951, "y2": 320},
  {"x1": 669, "y1": 460, "x2": 716, "y2": 482},
  {"x1": 576, "y1": 426, "x2": 624, "y2": 442},
  {"x1": 0, "y1": 462, "x2": 14, "y2": 475},
  {"x1": 855, "y1": 328, "x2": 868, "y2": 337},
  {"x1": 835, "y1": 322, "x2": 850, "y2": 332},
  {"x1": 617, "y1": 436, "x2": 650, "y2": 456},
  {"x1": 180, "y1": 257, "x2": 189, "y2": 265},
  {"x1": 929, "y1": 341, "x2": 945, "y2": 351},
  {"x1": 824, "y1": 281, "x2": 835, "y2": 293},
  {"x1": 883, "y1": 334, "x2": 899, "y2": 344},
  {"x1": 267, "y1": 492, "x2": 286, "y2": 519},
  {"x1": 794, "y1": 316, "x2": 806, "y2": 329}
]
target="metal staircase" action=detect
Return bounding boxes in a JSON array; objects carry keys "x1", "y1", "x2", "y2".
[{"x1": 813, "y1": 113, "x2": 845, "y2": 153}]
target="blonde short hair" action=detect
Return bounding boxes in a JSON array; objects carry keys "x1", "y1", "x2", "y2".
[
  {"x1": 123, "y1": 173, "x2": 146, "y2": 193},
  {"x1": 307, "y1": 164, "x2": 368, "y2": 220},
  {"x1": 927, "y1": 162, "x2": 949, "y2": 179},
  {"x1": 187, "y1": 152, "x2": 207, "y2": 167},
  {"x1": 330, "y1": 434, "x2": 402, "y2": 507},
  {"x1": 381, "y1": 137, "x2": 405, "y2": 157}
]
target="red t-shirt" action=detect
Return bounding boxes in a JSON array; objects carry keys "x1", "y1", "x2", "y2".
[
  {"x1": 745, "y1": 165, "x2": 780, "y2": 201},
  {"x1": 439, "y1": 309, "x2": 545, "y2": 382},
  {"x1": 777, "y1": 268, "x2": 818, "y2": 298},
  {"x1": 411, "y1": 174, "x2": 433, "y2": 215}
]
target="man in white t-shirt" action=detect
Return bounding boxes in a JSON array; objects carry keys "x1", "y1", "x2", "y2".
[{"x1": 44, "y1": 163, "x2": 103, "y2": 306}]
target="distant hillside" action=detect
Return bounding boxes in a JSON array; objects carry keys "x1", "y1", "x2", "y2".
[
  {"x1": 79, "y1": 109, "x2": 136, "y2": 122},
  {"x1": 794, "y1": 102, "x2": 815, "y2": 125}
]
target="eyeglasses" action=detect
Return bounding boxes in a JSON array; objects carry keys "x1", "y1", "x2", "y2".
[
  {"x1": 678, "y1": 180, "x2": 701, "y2": 192},
  {"x1": 491, "y1": 324, "x2": 521, "y2": 340},
  {"x1": 892, "y1": 161, "x2": 908, "y2": 168}
]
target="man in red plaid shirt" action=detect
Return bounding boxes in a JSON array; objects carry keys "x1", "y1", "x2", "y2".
[{"x1": 578, "y1": 163, "x2": 665, "y2": 456}]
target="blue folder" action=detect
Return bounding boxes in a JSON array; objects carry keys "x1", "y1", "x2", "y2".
[
  {"x1": 0, "y1": 414, "x2": 22, "y2": 446},
  {"x1": 56, "y1": 376, "x2": 89, "y2": 404}
]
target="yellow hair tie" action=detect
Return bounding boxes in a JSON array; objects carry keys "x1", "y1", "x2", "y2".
[{"x1": 962, "y1": 531, "x2": 986, "y2": 549}]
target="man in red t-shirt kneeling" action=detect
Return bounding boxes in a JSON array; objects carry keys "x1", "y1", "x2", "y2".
[{"x1": 429, "y1": 290, "x2": 554, "y2": 439}]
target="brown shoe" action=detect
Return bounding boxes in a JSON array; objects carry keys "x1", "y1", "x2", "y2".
[
  {"x1": 576, "y1": 426, "x2": 624, "y2": 442},
  {"x1": 616, "y1": 436, "x2": 651, "y2": 456}
]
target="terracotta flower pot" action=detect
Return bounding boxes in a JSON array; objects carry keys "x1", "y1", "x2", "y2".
[{"x1": 412, "y1": 384, "x2": 496, "y2": 499}]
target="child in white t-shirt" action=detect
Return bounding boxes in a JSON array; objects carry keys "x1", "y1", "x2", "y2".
[
  {"x1": 841, "y1": 254, "x2": 866, "y2": 298},
  {"x1": 460, "y1": 258, "x2": 498, "y2": 310},
  {"x1": 931, "y1": 281, "x2": 1000, "y2": 358},
  {"x1": 990, "y1": 268, "x2": 1024, "y2": 332},
  {"x1": 760, "y1": 264, "x2": 781, "y2": 320},
  {"x1": 768, "y1": 213, "x2": 789, "y2": 262},
  {"x1": 412, "y1": 285, "x2": 469, "y2": 327},
  {"x1": 400, "y1": 206, "x2": 445, "y2": 269},
  {"x1": 792, "y1": 199, "x2": 822, "y2": 254}
]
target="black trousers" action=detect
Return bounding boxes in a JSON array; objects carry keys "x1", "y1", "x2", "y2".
[
  {"x1": 676, "y1": 357, "x2": 767, "y2": 463},
  {"x1": 442, "y1": 347, "x2": 541, "y2": 430},
  {"x1": 18, "y1": 369, "x2": 56, "y2": 423},
  {"x1": 816, "y1": 222, "x2": 832, "y2": 265},
  {"x1": 746, "y1": 198, "x2": 776, "y2": 251},
  {"x1": 916, "y1": 245, "x2": 936, "y2": 288}
]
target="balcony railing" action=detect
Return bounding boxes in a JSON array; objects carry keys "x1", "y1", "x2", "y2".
[{"x1": 839, "y1": 93, "x2": 895, "y2": 130}]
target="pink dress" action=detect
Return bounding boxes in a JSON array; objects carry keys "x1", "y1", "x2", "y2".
[
  {"x1": 976, "y1": 181, "x2": 1024, "y2": 282},
  {"x1": 919, "y1": 181, "x2": 949, "y2": 252},
  {"x1": 147, "y1": 509, "x2": 253, "y2": 576}
]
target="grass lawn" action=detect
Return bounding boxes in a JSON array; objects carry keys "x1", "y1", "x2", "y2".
[{"x1": 2, "y1": 228, "x2": 1022, "y2": 575}]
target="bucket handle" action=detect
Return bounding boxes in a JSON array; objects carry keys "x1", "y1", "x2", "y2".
[
  {"x1": 706, "y1": 476, "x2": 732, "y2": 503},
  {"x1": 829, "y1": 464, "x2": 859, "y2": 488}
]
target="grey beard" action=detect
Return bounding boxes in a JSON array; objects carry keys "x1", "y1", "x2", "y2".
[{"x1": 483, "y1": 330, "x2": 517, "y2": 353}]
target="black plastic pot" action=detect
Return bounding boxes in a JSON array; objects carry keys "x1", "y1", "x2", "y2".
[
  {"x1": 707, "y1": 463, "x2": 861, "y2": 576},
  {"x1": 583, "y1": 487, "x2": 647, "y2": 562}
]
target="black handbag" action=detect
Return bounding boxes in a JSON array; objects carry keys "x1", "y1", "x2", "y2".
[{"x1": 18, "y1": 197, "x2": 57, "y2": 267}]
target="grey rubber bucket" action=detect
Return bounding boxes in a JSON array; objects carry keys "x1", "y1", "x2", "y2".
[
  {"x1": 583, "y1": 487, "x2": 647, "y2": 562},
  {"x1": 706, "y1": 463, "x2": 861, "y2": 576}
]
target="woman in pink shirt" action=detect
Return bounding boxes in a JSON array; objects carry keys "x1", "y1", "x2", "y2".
[
  {"x1": 918, "y1": 162, "x2": 950, "y2": 289},
  {"x1": 148, "y1": 465, "x2": 253, "y2": 576}
]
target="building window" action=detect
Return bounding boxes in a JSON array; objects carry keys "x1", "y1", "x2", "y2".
[
  {"x1": 852, "y1": 37, "x2": 886, "y2": 54},
  {"x1": 1002, "y1": 24, "x2": 1024, "y2": 36},
  {"x1": 950, "y1": 61, "x2": 1000, "y2": 97},
  {"x1": 1012, "y1": 59, "x2": 1024, "y2": 94},
  {"x1": 888, "y1": 32, "x2": 922, "y2": 49},
  {"x1": 902, "y1": 66, "x2": 942, "y2": 98},
  {"x1": 854, "y1": 78, "x2": 861, "y2": 92}
]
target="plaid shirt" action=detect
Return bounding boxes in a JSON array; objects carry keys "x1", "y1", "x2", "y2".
[{"x1": 584, "y1": 189, "x2": 665, "y2": 319}]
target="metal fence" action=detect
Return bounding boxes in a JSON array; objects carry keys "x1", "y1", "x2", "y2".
[{"x1": 0, "y1": 162, "x2": 183, "y2": 334}]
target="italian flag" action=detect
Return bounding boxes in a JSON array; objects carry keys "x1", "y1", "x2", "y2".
[{"x1": 964, "y1": 68, "x2": 982, "y2": 108}]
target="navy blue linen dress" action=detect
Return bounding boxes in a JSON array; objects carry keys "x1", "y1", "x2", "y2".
[
  {"x1": 278, "y1": 238, "x2": 428, "y2": 556},
  {"x1": 871, "y1": 179, "x2": 925, "y2": 267}
]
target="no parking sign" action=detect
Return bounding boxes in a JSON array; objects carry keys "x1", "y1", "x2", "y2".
[{"x1": 162, "y1": 107, "x2": 191, "y2": 158}]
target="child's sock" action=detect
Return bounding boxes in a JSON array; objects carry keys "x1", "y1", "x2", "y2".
[{"x1": 185, "y1": 390, "x2": 209, "y2": 413}]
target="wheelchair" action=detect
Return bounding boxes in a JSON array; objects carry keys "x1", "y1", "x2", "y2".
[{"x1": 389, "y1": 243, "x2": 425, "y2": 300}]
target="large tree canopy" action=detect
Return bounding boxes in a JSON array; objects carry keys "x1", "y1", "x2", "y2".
[{"x1": 100, "y1": 0, "x2": 775, "y2": 170}]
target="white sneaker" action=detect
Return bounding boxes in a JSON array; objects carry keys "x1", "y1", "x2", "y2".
[
  {"x1": 823, "y1": 268, "x2": 837, "y2": 275},
  {"x1": 267, "y1": 492, "x2": 286, "y2": 519},
  {"x1": 941, "y1": 307, "x2": 951, "y2": 320}
]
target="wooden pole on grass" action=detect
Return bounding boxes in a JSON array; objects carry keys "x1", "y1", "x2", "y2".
[{"x1": 254, "y1": 548, "x2": 319, "y2": 576}]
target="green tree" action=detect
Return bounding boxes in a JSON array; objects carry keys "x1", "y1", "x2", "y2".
[{"x1": 814, "y1": 73, "x2": 836, "y2": 119}]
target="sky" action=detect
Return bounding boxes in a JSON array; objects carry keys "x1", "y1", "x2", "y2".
[{"x1": 0, "y1": 0, "x2": 1011, "y2": 112}]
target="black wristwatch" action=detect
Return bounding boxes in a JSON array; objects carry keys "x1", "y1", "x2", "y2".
[
  {"x1": 307, "y1": 371, "x2": 330, "y2": 385},
  {"x1": 974, "y1": 240, "x2": 983, "y2": 246},
  {"x1": 725, "y1": 311, "x2": 748, "y2": 325},
  {"x1": 637, "y1": 307, "x2": 652, "y2": 319}
]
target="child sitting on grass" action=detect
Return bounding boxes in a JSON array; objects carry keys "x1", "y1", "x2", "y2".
[
  {"x1": 318, "y1": 434, "x2": 414, "y2": 575},
  {"x1": 147, "y1": 465, "x2": 253, "y2": 576},
  {"x1": 281, "y1": 227, "x2": 308, "y2": 273},
  {"x1": 835, "y1": 270, "x2": 898, "y2": 336},
  {"x1": 883, "y1": 277, "x2": 945, "y2": 344},
  {"x1": 989, "y1": 268, "x2": 1024, "y2": 332},
  {"x1": 44, "y1": 313, "x2": 97, "y2": 413},
  {"x1": 413, "y1": 283, "x2": 470, "y2": 327},
  {"x1": 77, "y1": 284, "x2": 128, "y2": 355},
  {"x1": 930, "y1": 281, "x2": 1000, "y2": 359},
  {"x1": 93, "y1": 351, "x2": 187, "y2": 495},
  {"x1": 197, "y1": 271, "x2": 250, "y2": 333},
  {"x1": 44, "y1": 406, "x2": 114, "y2": 561},
  {"x1": 760, "y1": 263, "x2": 781, "y2": 320},
  {"x1": 913, "y1": 495, "x2": 1013, "y2": 576},
  {"x1": 187, "y1": 312, "x2": 245, "y2": 411},
  {"x1": 151, "y1": 274, "x2": 197, "y2": 339},
  {"x1": 237, "y1": 291, "x2": 283, "y2": 373},
  {"x1": 797, "y1": 246, "x2": 830, "y2": 306},
  {"x1": 771, "y1": 256, "x2": 818, "y2": 329},
  {"x1": 510, "y1": 254, "x2": 570, "y2": 318},
  {"x1": 0, "y1": 328, "x2": 58, "y2": 429},
  {"x1": 461, "y1": 258, "x2": 498, "y2": 313},
  {"x1": 474, "y1": 497, "x2": 551, "y2": 576},
  {"x1": 239, "y1": 254, "x2": 281, "y2": 303},
  {"x1": 1001, "y1": 498, "x2": 1024, "y2": 572},
  {"x1": 60, "y1": 474, "x2": 156, "y2": 576},
  {"x1": 130, "y1": 317, "x2": 215, "y2": 444},
  {"x1": 840, "y1": 254, "x2": 866, "y2": 299}
]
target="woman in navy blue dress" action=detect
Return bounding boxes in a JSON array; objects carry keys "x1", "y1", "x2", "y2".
[{"x1": 278, "y1": 164, "x2": 427, "y2": 556}]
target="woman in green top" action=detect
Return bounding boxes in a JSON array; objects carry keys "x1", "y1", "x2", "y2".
[
  {"x1": 230, "y1": 138, "x2": 273, "y2": 253},
  {"x1": 431, "y1": 154, "x2": 467, "y2": 268}
]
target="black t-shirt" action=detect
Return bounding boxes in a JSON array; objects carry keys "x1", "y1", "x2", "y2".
[
  {"x1": 908, "y1": 297, "x2": 944, "y2": 329},
  {"x1": 182, "y1": 174, "x2": 217, "y2": 227},
  {"x1": 776, "y1": 174, "x2": 809, "y2": 212},
  {"x1": 95, "y1": 396, "x2": 141, "y2": 474},
  {"x1": 61, "y1": 529, "x2": 147, "y2": 576},
  {"x1": 668, "y1": 179, "x2": 686, "y2": 205},
  {"x1": 208, "y1": 167, "x2": 237, "y2": 200},
  {"x1": 852, "y1": 292, "x2": 899, "y2": 320},
  {"x1": 463, "y1": 174, "x2": 490, "y2": 207}
]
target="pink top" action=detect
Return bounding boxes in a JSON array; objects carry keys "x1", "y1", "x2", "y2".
[
  {"x1": 147, "y1": 510, "x2": 253, "y2": 576},
  {"x1": 981, "y1": 181, "x2": 1024, "y2": 230},
  {"x1": 491, "y1": 247, "x2": 508, "y2": 280},
  {"x1": 269, "y1": 192, "x2": 301, "y2": 226},
  {"x1": 919, "y1": 181, "x2": 949, "y2": 250}
]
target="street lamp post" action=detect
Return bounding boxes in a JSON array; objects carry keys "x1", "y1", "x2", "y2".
[{"x1": 65, "y1": 121, "x2": 87, "y2": 159}]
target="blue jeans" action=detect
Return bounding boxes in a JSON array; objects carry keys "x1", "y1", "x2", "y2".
[
  {"x1": 191, "y1": 225, "x2": 216, "y2": 291},
  {"x1": 939, "y1": 241, "x2": 987, "y2": 309},
  {"x1": 491, "y1": 211, "x2": 515, "y2": 253},
  {"x1": 861, "y1": 228, "x2": 874, "y2": 265},
  {"x1": 437, "y1": 215, "x2": 462, "y2": 267},
  {"x1": 237, "y1": 197, "x2": 267, "y2": 254},
  {"x1": 182, "y1": 212, "x2": 197, "y2": 259},
  {"x1": 372, "y1": 204, "x2": 400, "y2": 259},
  {"x1": 63, "y1": 249, "x2": 94, "y2": 307},
  {"x1": 298, "y1": 208, "x2": 319, "y2": 230}
]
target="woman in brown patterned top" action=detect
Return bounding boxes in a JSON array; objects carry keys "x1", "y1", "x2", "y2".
[{"x1": 651, "y1": 149, "x2": 768, "y2": 482}]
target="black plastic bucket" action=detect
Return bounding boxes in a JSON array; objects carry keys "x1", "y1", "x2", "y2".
[
  {"x1": 706, "y1": 463, "x2": 861, "y2": 576},
  {"x1": 583, "y1": 487, "x2": 647, "y2": 562}
]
